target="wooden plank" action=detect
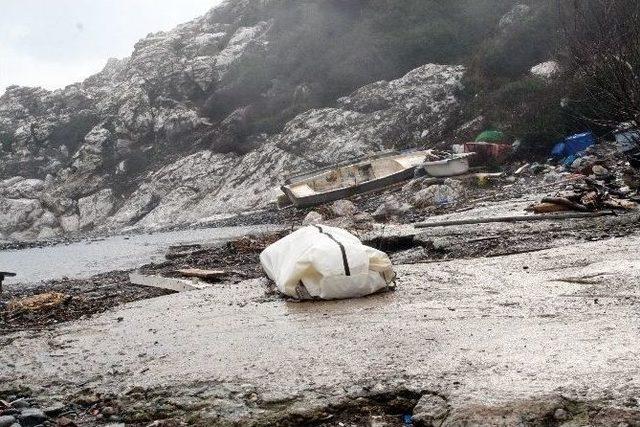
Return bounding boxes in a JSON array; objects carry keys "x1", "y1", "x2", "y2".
[
  {"x1": 129, "y1": 272, "x2": 200, "y2": 292},
  {"x1": 176, "y1": 268, "x2": 228, "y2": 280}
]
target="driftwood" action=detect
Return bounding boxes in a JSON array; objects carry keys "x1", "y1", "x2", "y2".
[
  {"x1": 176, "y1": 268, "x2": 228, "y2": 280},
  {"x1": 528, "y1": 202, "x2": 572, "y2": 214},
  {"x1": 540, "y1": 197, "x2": 589, "y2": 212},
  {"x1": 413, "y1": 211, "x2": 616, "y2": 229},
  {"x1": 468, "y1": 176, "x2": 586, "y2": 204}
]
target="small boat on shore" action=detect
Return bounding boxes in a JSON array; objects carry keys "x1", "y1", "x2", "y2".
[
  {"x1": 281, "y1": 150, "x2": 430, "y2": 208},
  {"x1": 422, "y1": 152, "x2": 475, "y2": 177}
]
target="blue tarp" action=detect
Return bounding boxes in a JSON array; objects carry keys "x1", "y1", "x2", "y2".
[
  {"x1": 551, "y1": 132, "x2": 595, "y2": 159},
  {"x1": 551, "y1": 142, "x2": 566, "y2": 158}
]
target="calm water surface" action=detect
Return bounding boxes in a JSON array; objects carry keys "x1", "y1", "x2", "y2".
[{"x1": 0, "y1": 225, "x2": 282, "y2": 286}]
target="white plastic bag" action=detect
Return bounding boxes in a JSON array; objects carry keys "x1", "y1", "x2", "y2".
[{"x1": 260, "y1": 225, "x2": 395, "y2": 300}]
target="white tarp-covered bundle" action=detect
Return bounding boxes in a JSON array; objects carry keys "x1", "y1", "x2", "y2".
[{"x1": 260, "y1": 225, "x2": 395, "y2": 300}]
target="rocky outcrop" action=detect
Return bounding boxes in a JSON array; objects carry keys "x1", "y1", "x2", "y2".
[
  {"x1": 0, "y1": 0, "x2": 465, "y2": 240},
  {"x1": 106, "y1": 64, "x2": 464, "y2": 232},
  {"x1": 78, "y1": 189, "x2": 115, "y2": 230}
]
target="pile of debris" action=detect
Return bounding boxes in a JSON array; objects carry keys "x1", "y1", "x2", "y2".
[
  {"x1": 528, "y1": 177, "x2": 637, "y2": 213},
  {"x1": 303, "y1": 200, "x2": 375, "y2": 231},
  {"x1": 6, "y1": 292, "x2": 71, "y2": 312},
  {"x1": 528, "y1": 137, "x2": 640, "y2": 213}
]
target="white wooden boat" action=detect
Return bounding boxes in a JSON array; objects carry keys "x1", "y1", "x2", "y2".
[{"x1": 281, "y1": 150, "x2": 429, "y2": 208}]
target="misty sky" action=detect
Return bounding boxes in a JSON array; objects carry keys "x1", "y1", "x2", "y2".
[{"x1": 0, "y1": 0, "x2": 223, "y2": 93}]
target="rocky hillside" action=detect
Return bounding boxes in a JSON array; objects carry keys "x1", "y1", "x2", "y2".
[{"x1": 0, "y1": 0, "x2": 554, "y2": 241}]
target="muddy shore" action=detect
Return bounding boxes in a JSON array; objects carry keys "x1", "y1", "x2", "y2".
[
  {"x1": 2, "y1": 171, "x2": 640, "y2": 426},
  {"x1": 2, "y1": 233, "x2": 640, "y2": 426}
]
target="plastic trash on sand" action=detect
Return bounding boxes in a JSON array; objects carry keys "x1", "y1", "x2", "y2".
[{"x1": 260, "y1": 225, "x2": 395, "y2": 300}]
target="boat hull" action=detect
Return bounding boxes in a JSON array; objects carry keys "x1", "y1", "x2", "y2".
[{"x1": 282, "y1": 166, "x2": 416, "y2": 208}]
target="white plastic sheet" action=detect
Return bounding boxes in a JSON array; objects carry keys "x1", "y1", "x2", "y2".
[{"x1": 260, "y1": 225, "x2": 395, "y2": 300}]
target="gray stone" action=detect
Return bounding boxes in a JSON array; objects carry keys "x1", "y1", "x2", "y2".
[
  {"x1": 411, "y1": 179, "x2": 462, "y2": 208},
  {"x1": 100, "y1": 406, "x2": 116, "y2": 417},
  {"x1": 592, "y1": 165, "x2": 609, "y2": 176},
  {"x1": 330, "y1": 200, "x2": 358, "y2": 217},
  {"x1": 1, "y1": 178, "x2": 45, "y2": 199},
  {"x1": 373, "y1": 196, "x2": 411, "y2": 219},
  {"x1": 9, "y1": 398, "x2": 29, "y2": 409},
  {"x1": 531, "y1": 61, "x2": 560, "y2": 79},
  {"x1": 412, "y1": 394, "x2": 449, "y2": 427},
  {"x1": 59, "y1": 215, "x2": 80, "y2": 233},
  {"x1": 42, "y1": 403, "x2": 66, "y2": 417},
  {"x1": 302, "y1": 211, "x2": 323, "y2": 226},
  {"x1": 0, "y1": 415, "x2": 16, "y2": 427},
  {"x1": 553, "y1": 408, "x2": 569, "y2": 421},
  {"x1": 18, "y1": 408, "x2": 47, "y2": 427}
]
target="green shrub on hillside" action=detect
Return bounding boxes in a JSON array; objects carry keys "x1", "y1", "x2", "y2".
[{"x1": 208, "y1": 0, "x2": 520, "y2": 135}]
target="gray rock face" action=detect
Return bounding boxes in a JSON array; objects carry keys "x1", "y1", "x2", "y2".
[
  {"x1": 108, "y1": 64, "x2": 464, "y2": 232},
  {"x1": 0, "y1": 0, "x2": 465, "y2": 240},
  {"x1": 78, "y1": 189, "x2": 115, "y2": 230},
  {"x1": 499, "y1": 3, "x2": 532, "y2": 30},
  {"x1": 0, "y1": 415, "x2": 16, "y2": 427}
]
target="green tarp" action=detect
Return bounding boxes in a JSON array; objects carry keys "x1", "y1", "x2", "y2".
[{"x1": 475, "y1": 130, "x2": 505, "y2": 143}]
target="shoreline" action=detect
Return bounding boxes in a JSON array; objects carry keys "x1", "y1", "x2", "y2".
[
  {"x1": 2, "y1": 232, "x2": 640, "y2": 425},
  {"x1": 2, "y1": 169, "x2": 640, "y2": 425}
]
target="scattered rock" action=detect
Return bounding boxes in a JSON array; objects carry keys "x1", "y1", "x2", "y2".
[
  {"x1": 531, "y1": 61, "x2": 560, "y2": 79},
  {"x1": 373, "y1": 196, "x2": 411, "y2": 220},
  {"x1": 55, "y1": 416, "x2": 77, "y2": 427},
  {"x1": 529, "y1": 163, "x2": 546, "y2": 174},
  {"x1": 42, "y1": 403, "x2": 66, "y2": 417},
  {"x1": 302, "y1": 211, "x2": 324, "y2": 226},
  {"x1": 402, "y1": 179, "x2": 424, "y2": 192},
  {"x1": 353, "y1": 212, "x2": 374, "y2": 224},
  {"x1": 59, "y1": 215, "x2": 80, "y2": 233},
  {"x1": 18, "y1": 408, "x2": 47, "y2": 427},
  {"x1": 330, "y1": 200, "x2": 358, "y2": 217},
  {"x1": 592, "y1": 165, "x2": 609, "y2": 176},
  {"x1": 554, "y1": 408, "x2": 569, "y2": 421},
  {"x1": 571, "y1": 155, "x2": 597, "y2": 171},
  {"x1": 543, "y1": 171, "x2": 563, "y2": 183},
  {"x1": 412, "y1": 179, "x2": 462, "y2": 208},
  {"x1": 0, "y1": 415, "x2": 16, "y2": 427},
  {"x1": 101, "y1": 406, "x2": 116, "y2": 417},
  {"x1": 412, "y1": 394, "x2": 449, "y2": 427},
  {"x1": 8, "y1": 399, "x2": 29, "y2": 409}
]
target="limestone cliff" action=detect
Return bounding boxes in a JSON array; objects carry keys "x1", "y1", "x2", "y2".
[{"x1": 0, "y1": 0, "x2": 482, "y2": 240}]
